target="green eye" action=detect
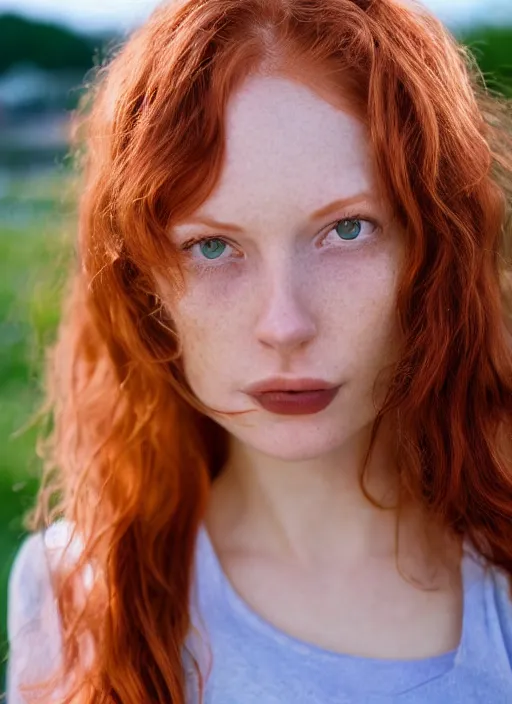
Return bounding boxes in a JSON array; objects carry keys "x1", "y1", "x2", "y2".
[
  {"x1": 335, "y1": 219, "x2": 361, "y2": 240},
  {"x1": 199, "y1": 239, "x2": 227, "y2": 259}
]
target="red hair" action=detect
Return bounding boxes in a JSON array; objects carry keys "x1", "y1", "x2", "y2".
[{"x1": 22, "y1": 0, "x2": 512, "y2": 701}]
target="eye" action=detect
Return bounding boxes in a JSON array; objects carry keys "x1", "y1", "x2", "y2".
[
  {"x1": 180, "y1": 237, "x2": 236, "y2": 262},
  {"x1": 322, "y1": 216, "x2": 378, "y2": 246}
]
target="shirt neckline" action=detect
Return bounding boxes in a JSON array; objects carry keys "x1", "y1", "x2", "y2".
[{"x1": 196, "y1": 524, "x2": 486, "y2": 693}]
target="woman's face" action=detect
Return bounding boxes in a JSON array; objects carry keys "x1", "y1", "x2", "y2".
[{"x1": 165, "y1": 74, "x2": 403, "y2": 462}]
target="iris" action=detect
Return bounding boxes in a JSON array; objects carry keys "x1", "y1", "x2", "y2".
[
  {"x1": 335, "y1": 219, "x2": 361, "y2": 240},
  {"x1": 199, "y1": 239, "x2": 227, "y2": 259}
]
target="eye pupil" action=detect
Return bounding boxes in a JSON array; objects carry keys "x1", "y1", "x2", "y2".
[
  {"x1": 200, "y1": 239, "x2": 226, "y2": 259},
  {"x1": 336, "y1": 219, "x2": 361, "y2": 240}
]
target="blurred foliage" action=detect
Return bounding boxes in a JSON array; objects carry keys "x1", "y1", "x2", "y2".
[
  {"x1": 0, "y1": 13, "x2": 110, "y2": 76},
  {"x1": 460, "y1": 25, "x2": 512, "y2": 97},
  {"x1": 0, "y1": 171, "x2": 75, "y2": 690}
]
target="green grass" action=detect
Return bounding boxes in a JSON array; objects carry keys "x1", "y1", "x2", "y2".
[{"x1": 0, "y1": 170, "x2": 73, "y2": 691}]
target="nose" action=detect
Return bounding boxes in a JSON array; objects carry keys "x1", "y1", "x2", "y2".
[{"x1": 254, "y1": 261, "x2": 318, "y2": 355}]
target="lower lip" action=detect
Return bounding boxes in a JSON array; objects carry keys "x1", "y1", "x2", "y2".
[{"x1": 249, "y1": 387, "x2": 340, "y2": 415}]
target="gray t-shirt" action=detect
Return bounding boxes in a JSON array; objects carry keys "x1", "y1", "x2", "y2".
[{"x1": 7, "y1": 521, "x2": 512, "y2": 702}]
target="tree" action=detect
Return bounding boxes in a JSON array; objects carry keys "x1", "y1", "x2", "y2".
[{"x1": 0, "y1": 13, "x2": 100, "y2": 76}]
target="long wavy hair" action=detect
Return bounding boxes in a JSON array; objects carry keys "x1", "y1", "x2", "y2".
[{"x1": 20, "y1": 0, "x2": 512, "y2": 701}]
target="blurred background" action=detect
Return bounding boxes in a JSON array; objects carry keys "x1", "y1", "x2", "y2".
[{"x1": 0, "y1": 0, "x2": 511, "y2": 692}]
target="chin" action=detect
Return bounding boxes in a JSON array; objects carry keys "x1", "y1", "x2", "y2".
[{"x1": 229, "y1": 417, "x2": 357, "y2": 463}]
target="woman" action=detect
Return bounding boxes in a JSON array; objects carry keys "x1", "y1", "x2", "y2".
[{"x1": 7, "y1": 0, "x2": 512, "y2": 701}]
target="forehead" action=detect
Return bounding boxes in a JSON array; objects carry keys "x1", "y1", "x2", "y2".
[{"x1": 192, "y1": 74, "x2": 378, "y2": 225}]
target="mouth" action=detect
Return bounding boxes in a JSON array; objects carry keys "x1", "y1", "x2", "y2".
[{"x1": 244, "y1": 379, "x2": 341, "y2": 416}]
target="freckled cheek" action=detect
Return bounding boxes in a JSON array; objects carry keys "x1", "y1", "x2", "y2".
[
  {"x1": 172, "y1": 270, "x2": 253, "y2": 384},
  {"x1": 318, "y1": 253, "x2": 401, "y2": 352},
  {"x1": 177, "y1": 268, "x2": 253, "y2": 330},
  {"x1": 318, "y1": 250, "x2": 397, "y2": 303}
]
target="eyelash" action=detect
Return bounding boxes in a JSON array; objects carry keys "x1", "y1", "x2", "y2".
[{"x1": 179, "y1": 213, "x2": 379, "y2": 268}]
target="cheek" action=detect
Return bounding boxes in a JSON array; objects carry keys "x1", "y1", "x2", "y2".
[
  {"x1": 171, "y1": 275, "x2": 252, "y2": 391},
  {"x1": 172, "y1": 307, "x2": 217, "y2": 386},
  {"x1": 174, "y1": 264, "x2": 255, "y2": 335},
  {"x1": 321, "y1": 241, "x2": 400, "y2": 306},
  {"x1": 320, "y1": 248, "x2": 401, "y2": 362}
]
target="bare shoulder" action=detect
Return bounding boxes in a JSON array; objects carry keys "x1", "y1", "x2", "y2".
[{"x1": 7, "y1": 520, "x2": 77, "y2": 702}]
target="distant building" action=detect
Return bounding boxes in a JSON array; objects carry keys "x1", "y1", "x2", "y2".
[{"x1": 0, "y1": 63, "x2": 82, "y2": 173}]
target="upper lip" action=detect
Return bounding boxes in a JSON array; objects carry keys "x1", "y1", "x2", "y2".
[{"x1": 244, "y1": 377, "x2": 339, "y2": 395}]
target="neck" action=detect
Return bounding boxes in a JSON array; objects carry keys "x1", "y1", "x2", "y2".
[{"x1": 206, "y1": 419, "x2": 441, "y2": 568}]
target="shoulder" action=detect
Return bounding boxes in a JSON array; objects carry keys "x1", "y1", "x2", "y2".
[
  {"x1": 8, "y1": 521, "x2": 80, "y2": 619},
  {"x1": 489, "y1": 565, "x2": 512, "y2": 663},
  {"x1": 7, "y1": 520, "x2": 78, "y2": 700},
  {"x1": 8, "y1": 530, "x2": 51, "y2": 637}
]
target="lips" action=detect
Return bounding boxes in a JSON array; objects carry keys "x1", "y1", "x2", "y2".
[
  {"x1": 245, "y1": 377, "x2": 338, "y2": 394},
  {"x1": 244, "y1": 378, "x2": 341, "y2": 416}
]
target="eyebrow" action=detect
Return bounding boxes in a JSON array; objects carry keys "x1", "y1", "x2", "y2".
[{"x1": 179, "y1": 191, "x2": 373, "y2": 232}]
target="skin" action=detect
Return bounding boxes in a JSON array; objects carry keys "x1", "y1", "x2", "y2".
[{"x1": 162, "y1": 73, "x2": 462, "y2": 659}]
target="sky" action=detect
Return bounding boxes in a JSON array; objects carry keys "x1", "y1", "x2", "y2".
[{"x1": 0, "y1": 0, "x2": 510, "y2": 33}]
